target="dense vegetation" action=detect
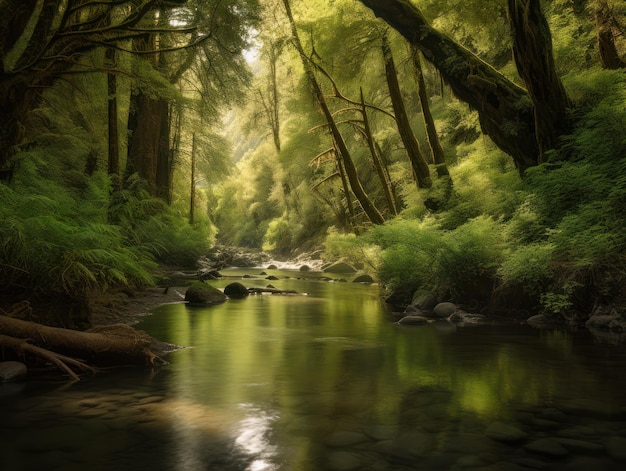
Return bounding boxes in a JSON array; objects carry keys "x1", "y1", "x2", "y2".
[{"x1": 1, "y1": 0, "x2": 625, "y2": 326}]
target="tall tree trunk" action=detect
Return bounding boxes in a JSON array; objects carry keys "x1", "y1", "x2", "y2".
[
  {"x1": 507, "y1": 0, "x2": 572, "y2": 160},
  {"x1": 382, "y1": 33, "x2": 431, "y2": 189},
  {"x1": 411, "y1": 47, "x2": 449, "y2": 178},
  {"x1": 336, "y1": 145, "x2": 356, "y2": 229},
  {"x1": 155, "y1": 98, "x2": 171, "y2": 201},
  {"x1": 189, "y1": 133, "x2": 197, "y2": 224},
  {"x1": 360, "y1": 88, "x2": 398, "y2": 216},
  {"x1": 106, "y1": 48, "x2": 120, "y2": 180},
  {"x1": 282, "y1": 0, "x2": 384, "y2": 225},
  {"x1": 359, "y1": 0, "x2": 539, "y2": 174},
  {"x1": 269, "y1": 41, "x2": 282, "y2": 152},
  {"x1": 596, "y1": 0, "x2": 626, "y2": 69}
]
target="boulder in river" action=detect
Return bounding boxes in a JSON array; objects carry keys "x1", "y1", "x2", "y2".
[
  {"x1": 353, "y1": 274, "x2": 374, "y2": 283},
  {"x1": 397, "y1": 315, "x2": 429, "y2": 326},
  {"x1": 185, "y1": 282, "x2": 227, "y2": 304},
  {"x1": 224, "y1": 282, "x2": 249, "y2": 299},
  {"x1": 323, "y1": 261, "x2": 357, "y2": 274},
  {"x1": 411, "y1": 289, "x2": 438, "y2": 310},
  {"x1": 433, "y1": 302, "x2": 457, "y2": 318},
  {"x1": 0, "y1": 361, "x2": 27, "y2": 382}
]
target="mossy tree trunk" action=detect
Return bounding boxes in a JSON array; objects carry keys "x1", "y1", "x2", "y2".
[
  {"x1": 382, "y1": 33, "x2": 432, "y2": 189},
  {"x1": 411, "y1": 47, "x2": 450, "y2": 178},
  {"x1": 283, "y1": 0, "x2": 384, "y2": 225},
  {"x1": 507, "y1": 0, "x2": 572, "y2": 159},
  {"x1": 359, "y1": 0, "x2": 539, "y2": 174},
  {"x1": 596, "y1": 0, "x2": 626, "y2": 69},
  {"x1": 360, "y1": 88, "x2": 398, "y2": 216}
]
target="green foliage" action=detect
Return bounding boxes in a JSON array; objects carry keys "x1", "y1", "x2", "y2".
[
  {"x1": 363, "y1": 215, "x2": 506, "y2": 300},
  {"x1": 0, "y1": 183, "x2": 156, "y2": 298},
  {"x1": 498, "y1": 243, "x2": 556, "y2": 296}
]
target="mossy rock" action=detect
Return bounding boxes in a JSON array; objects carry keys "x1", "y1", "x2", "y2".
[
  {"x1": 185, "y1": 282, "x2": 227, "y2": 304},
  {"x1": 224, "y1": 282, "x2": 249, "y2": 299},
  {"x1": 323, "y1": 261, "x2": 357, "y2": 274},
  {"x1": 353, "y1": 274, "x2": 374, "y2": 283}
]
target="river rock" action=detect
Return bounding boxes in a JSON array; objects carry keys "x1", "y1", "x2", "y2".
[
  {"x1": 524, "y1": 438, "x2": 569, "y2": 457},
  {"x1": 412, "y1": 289, "x2": 438, "y2": 310},
  {"x1": 323, "y1": 261, "x2": 357, "y2": 274},
  {"x1": 0, "y1": 361, "x2": 27, "y2": 382},
  {"x1": 485, "y1": 422, "x2": 528, "y2": 442},
  {"x1": 267, "y1": 264, "x2": 278, "y2": 269},
  {"x1": 299, "y1": 265, "x2": 310, "y2": 272},
  {"x1": 397, "y1": 315, "x2": 429, "y2": 325},
  {"x1": 184, "y1": 282, "x2": 227, "y2": 304},
  {"x1": 433, "y1": 302, "x2": 456, "y2": 318},
  {"x1": 224, "y1": 282, "x2": 249, "y2": 299},
  {"x1": 352, "y1": 274, "x2": 374, "y2": 283},
  {"x1": 527, "y1": 314, "x2": 560, "y2": 327}
]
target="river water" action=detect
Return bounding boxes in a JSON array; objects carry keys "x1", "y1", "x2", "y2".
[{"x1": 2, "y1": 268, "x2": 626, "y2": 470}]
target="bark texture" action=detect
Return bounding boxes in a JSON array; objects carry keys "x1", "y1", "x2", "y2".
[
  {"x1": 382, "y1": 34, "x2": 432, "y2": 189},
  {"x1": 508, "y1": 0, "x2": 572, "y2": 159},
  {"x1": 359, "y1": 0, "x2": 539, "y2": 173}
]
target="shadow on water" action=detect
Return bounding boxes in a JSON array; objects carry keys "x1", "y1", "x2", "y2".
[{"x1": 2, "y1": 268, "x2": 626, "y2": 470}]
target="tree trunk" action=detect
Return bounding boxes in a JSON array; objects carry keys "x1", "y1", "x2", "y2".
[
  {"x1": 411, "y1": 47, "x2": 449, "y2": 178},
  {"x1": 596, "y1": 0, "x2": 626, "y2": 69},
  {"x1": 269, "y1": 41, "x2": 282, "y2": 152},
  {"x1": 190, "y1": 133, "x2": 197, "y2": 224},
  {"x1": 360, "y1": 88, "x2": 398, "y2": 216},
  {"x1": 0, "y1": 312, "x2": 166, "y2": 381},
  {"x1": 382, "y1": 34, "x2": 432, "y2": 189},
  {"x1": 155, "y1": 98, "x2": 171, "y2": 201},
  {"x1": 507, "y1": 0, "x2": 572, "y2": 159},
  {"x1": 106, "y1": 48, "x2": 120, "y2": 179},
  {"x1": 358, "y1": 0, "x2": 539, "y2": 173},
  {"x1": 282, "y1": 0, "x2": 384, "y2": 225}
]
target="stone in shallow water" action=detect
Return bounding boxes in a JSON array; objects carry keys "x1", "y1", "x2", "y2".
[
  {"x1": 0, "y1": 361, "x2": 27, "y2": 382},
  {"x1": 327, "y1": 451, "x2": 361, "y2": 470},
  {"x1": 485, "y1": 422, "x2": 528, "y2": 442},
  {"x1": 524, "y1": 438, "x2": 569, "y2": 457},
  {"x1": 324, "y1": 431, "x2": 369, "y2": 447},
  {"x1": 606, "y1": 436, "x2": 626, "y2": 461},
  {"x1": 397, "y1": 315, "x2": 429, "y2": 325}
]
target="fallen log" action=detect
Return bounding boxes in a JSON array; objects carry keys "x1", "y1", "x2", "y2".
[{"x1": 0, "y1": 311, "x2": 167, "y2": 381}]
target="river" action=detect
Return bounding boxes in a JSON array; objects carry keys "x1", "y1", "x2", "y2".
[{"x1": 1, "y1": 267, "x2": 626, "y2": 470}]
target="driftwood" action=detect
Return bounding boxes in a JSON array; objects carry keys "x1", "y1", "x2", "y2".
[{"x1": 0, "y1": 304, "x2": 167, "y2": 381}]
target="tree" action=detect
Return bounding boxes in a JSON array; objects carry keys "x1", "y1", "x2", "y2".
[
  {"x1": 382, "y1": 32, "x2": 432, "y2": 189},
  {"x1": 0, "y1": 0, "x2": 191, "y2": 171},
  {"x1": 282, "y1": 0, "x2": 384, "y2": 225},
  {"x1": 358, "y1": 0, "x2": 560, "y2": 173},
  {"x1": 596, "y1": 0, "x2": 626, "y2": 69}
]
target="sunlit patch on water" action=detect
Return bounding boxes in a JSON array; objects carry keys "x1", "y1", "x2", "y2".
[{"x1": 235, "y1": 403, "x2": 279, "y2": 471}]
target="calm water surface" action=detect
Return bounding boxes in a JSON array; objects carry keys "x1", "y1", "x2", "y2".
[{"x1": 2, "y1": 268, "x2": 626, "y2": 470}]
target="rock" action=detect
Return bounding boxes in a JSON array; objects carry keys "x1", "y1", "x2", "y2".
[
  {"x1": 352, "y1": 274, "x2": 374, "y2": 283},
  {"x1": 267, "y1": 264, "x2": 278, "y2": 269},
  {"x1": 385, "y1": 284, "x2": 420, "y2": 307},
  {"x1": 0, "y1": 361, "x2": 27, "y2": 382},
  {"x1": 224, "y1": 282, "x2": 249, "y2": 299},
  {"x1": 448, "y1": 310, "x2": 487, "y2": 324},
  {"x1": 433, "y1": 302, "x2": 456, "y2": 318},
  {"x1": 586, "y1": 305, "x2": 626, "y2": 332},
  {"x1": 524, "y1": 438, "x2": 569, "y2": 457},
  {"x1": 266, "y1": 275, "x2": 279, "y2": 280},
  {"x1": 606, "y1": 436, "x2": 626, "y2": 460},
  {"x1": 397, "y1": 315, "x2": 429, "y2": 325},
  {"x1": 527, "y1": 314, "x2": 559, "y2": 327},
  {"x1": 412, "y1": 289, "x2": 438, "y2": 310},
  {"x1": 323, "y1": 261, "x2": 357, "y2": 274},
  {"x1": 184, "y1": 282, "x2": 227, "y2": 304},
  {"x1": 299, "y1": 265, "x2": 310, "y2": 272},
  {"x1": 485, "y1": 422, "x2": 528, "y2": 442}
]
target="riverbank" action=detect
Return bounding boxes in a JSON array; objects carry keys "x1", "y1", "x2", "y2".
[{"x1": 89, "y1": 285, "x2": 188, "y2": 327}]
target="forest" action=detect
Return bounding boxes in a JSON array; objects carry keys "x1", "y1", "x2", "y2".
[{"x1": 1, "y1": 0, "x2": 625, "y2": 334}]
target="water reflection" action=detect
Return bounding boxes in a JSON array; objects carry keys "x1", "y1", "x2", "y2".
[{"x1": 1, "y1": 269, "x2": 626, "y2": 470}]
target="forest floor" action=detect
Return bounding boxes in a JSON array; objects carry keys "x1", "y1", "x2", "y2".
[
  {"x1": 89, "y1": 284, "x2": 188, "y2": 327},
  {"x1": 88, "y1": 264, "x2": 194, "y2": 327}
]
